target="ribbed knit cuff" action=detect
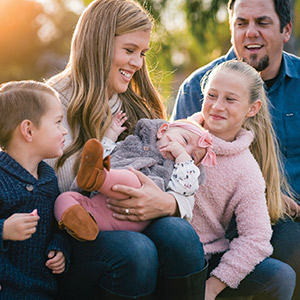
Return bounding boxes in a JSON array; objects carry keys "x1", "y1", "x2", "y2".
[{"x1": 0, "y1": 219, "x2": 10, "y2": 252}]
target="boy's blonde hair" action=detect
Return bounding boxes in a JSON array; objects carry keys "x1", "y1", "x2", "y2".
[
  {"x1": 48, "y1": 0, "x2": 165, "y2": 173},
  {"x1": 201, "y1": 60, "x2": 292, "y2": 223},
  {"x1": 0, "y1": 81, "x2": 58, "y2": 150}
]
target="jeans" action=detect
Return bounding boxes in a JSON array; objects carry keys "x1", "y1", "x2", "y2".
[
  {"x1": 144, "y1": 217, "x2": 206, "y2": 277},
  {"x1": 56, "y1": 217, "x2": 205, "y2": 299},
  {"x1": 225, "y1": 216, "x2": 300, "y2": 299},
  {"x1": 209, "y1": 253, "x2": 295, "y2": 300},
  {"x1": 271, "y1": 218, "x2": 300, "y2": 299}
]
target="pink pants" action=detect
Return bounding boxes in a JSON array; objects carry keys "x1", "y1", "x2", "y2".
[{"x1": 54, "y1": 169, "x2": 150, "y2": 232}]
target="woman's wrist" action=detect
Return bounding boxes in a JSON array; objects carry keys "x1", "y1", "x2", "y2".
[{"x1": 164, "y1": 193, "x2": 180, "y2": 217}]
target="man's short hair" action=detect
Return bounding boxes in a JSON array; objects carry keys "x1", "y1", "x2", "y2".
[{"x1": 228, "y1": 0, "x2": 291, "y2": 32}]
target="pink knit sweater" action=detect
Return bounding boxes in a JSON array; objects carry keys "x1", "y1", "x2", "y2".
[{"x1": 191, "y1": 129, "x2": 273, "y2": 288}]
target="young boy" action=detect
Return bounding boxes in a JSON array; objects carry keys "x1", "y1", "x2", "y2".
[{"x1": 0, "y1": 80, "x2": 70, "y2": 299}]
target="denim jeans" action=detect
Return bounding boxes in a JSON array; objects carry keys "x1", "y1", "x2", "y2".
[
  {"x1": 56, "y1": 217, "x2": 205, "y2": 299},
  {"x1": 143, "y1": 217, "x2": 206, "y2": 278},
  {"x1": 225, "y1": 216, "x2": 300, "y2": 299},
  {"x1": 208, "y1": 253, "x2": 296, "y2": 300},
  {"x1": 271, "y1": 217, "x2": 300, "y2": 299}
]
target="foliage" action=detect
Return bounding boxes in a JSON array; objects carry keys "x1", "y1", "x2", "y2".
[
  {"x1": 0, "y1": 0, "x2": 78, "y2": 83},
  {"x1": 0, "y1": 0, "x2": 299, "y2": 113}
]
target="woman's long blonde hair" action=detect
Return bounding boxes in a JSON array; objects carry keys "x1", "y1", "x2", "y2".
[
  {"x1": 202, "y1": 60, "x2": 292, "y2": 223},
  {"x1": 48, "y1": 0, "x2": 165, "y2": 172}
]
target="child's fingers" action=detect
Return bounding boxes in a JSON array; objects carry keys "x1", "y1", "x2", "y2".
[
  {"x1": 51, "y1": 264, "x2": 66, "y2": 274},
  {"x1": 47, "y1": 259, "x2": 66, "y2": 273},
  {"x1": 118, "y1": 114, "x2": 127, "y2": 125},
  {"x1": 47, "y1": 250, "x2": 55, "y2": 259},
  {"x1": 22, "y1": 224, "x2": 38, "y2": 239},
  {"x1": 46, "y1": 252, "x2": 66, "y2": 273},
  {"x1": 46, "y1": 251, "x2": 65, "y2": 265},
  {"x1": 30, "y1": 209, "x2": 38, "y2": 216},
  {"x1": 114, "y1": 111, "x2": 127, "y2": 124}
]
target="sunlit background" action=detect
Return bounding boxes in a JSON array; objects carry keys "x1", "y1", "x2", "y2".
[{"x1": 1, "y1": 0, "x2": 299, "y2": 116}]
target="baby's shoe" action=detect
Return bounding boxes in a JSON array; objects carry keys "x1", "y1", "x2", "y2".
[
  {"x1": 77, "y1": 138, "x2": 110, "y2": 191},
  {"x1": 59, "y1": 204, "x2": 99, "y2": 241}
]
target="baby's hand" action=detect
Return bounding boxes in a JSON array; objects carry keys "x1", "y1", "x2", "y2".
[
  {"x1": 46, "y1": 250, "x2": 66, "y2": 274},
  {"x1": 3, "y1": 210, "x2": 40, "y2": 241},
  {"x1": 160, "y1": 141, "x2": 191, "y2": 163},
  {"x1": 104, "y1": 111, "x2": 127, "y2": 142}
]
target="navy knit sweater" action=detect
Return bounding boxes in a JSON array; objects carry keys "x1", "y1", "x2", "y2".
[{"x1": 0, "y1": 152, "x2": 71, "y2": 299}]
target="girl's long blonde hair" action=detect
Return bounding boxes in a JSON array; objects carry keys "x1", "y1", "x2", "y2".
[
  {"x1": 48, "y1": 0, "x2": 165, "y2": 173},
  {"x1": 202, "y1": 60, "x2": 292, "y2": 223}
]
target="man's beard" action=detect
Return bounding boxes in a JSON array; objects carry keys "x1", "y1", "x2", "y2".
[{"x1": 242, "y1": 54, "x2": 269, "y2": 72}]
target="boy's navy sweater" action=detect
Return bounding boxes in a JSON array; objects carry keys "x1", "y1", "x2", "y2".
[{"x1": 0, "y1": 151, "x2": 71, "y2": 299}]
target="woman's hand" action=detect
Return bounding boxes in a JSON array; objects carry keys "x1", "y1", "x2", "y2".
[
  {"x1": 3, "y1": 211, "x2": 40, "y2": 241},
  {"x1": 107, "y1": 168, "x2": 179, "y2": 221},
  {"x1": 46, "y1": 250, "x2": 66, "y2": 274}
]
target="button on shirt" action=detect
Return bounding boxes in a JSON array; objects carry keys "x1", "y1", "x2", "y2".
[
  {"x1": 173, "y1": 48, "x2": 300, "y2": 201},
  {"x1": 26, "y1": 184, "x2": 34, "y2": 192}
]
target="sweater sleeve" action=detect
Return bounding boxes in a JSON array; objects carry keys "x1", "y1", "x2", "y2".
[
  {"x1": 46, "y1": 227, "x2": 71, "y2": 272},
  {"x1": 0, "y1": 219, "x2": 10, "y2": 252},
  {"x1": 102, "y1": 137, "x2": 117, "y2": 158},
  {"x1": 168, "y1": 160, "x2": 201, "y2": 196},
  {"x1": 167, "y1": 191, "x2": 194, "y2": 221},
  {"x1": 210, "y1": 161, "x2": 273, "y2": 288}
]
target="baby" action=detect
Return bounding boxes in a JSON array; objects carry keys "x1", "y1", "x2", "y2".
[{"x1": 55, "y1": 113, "x2": 216, "y2": 241}]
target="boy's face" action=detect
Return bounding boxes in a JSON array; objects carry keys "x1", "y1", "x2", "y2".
[{"x1": 33, "y1": 95, "x2": 67, "y2": 160}]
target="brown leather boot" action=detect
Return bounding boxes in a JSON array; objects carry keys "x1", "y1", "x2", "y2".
[
  {"x1": 59, "y1": 204, "x2": 99, "y2": 241},
  {"x1": 77, "y1": 138, "x2": 111, "y2": 191}
]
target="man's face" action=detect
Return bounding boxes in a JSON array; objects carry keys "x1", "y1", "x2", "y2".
[{"x1": 230, "y1": 0, "x2": 291, "y2": 80}]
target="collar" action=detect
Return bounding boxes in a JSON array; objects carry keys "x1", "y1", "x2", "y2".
[
  {"x1": 0, "y1": 152, "x2": 55, "y2": 185},
  {"x1": 225, "y1": 47, "x2": 237, "y2": 60},
  {"x1": 281, "y1": 51, "x2": 300, "y2": 79}
]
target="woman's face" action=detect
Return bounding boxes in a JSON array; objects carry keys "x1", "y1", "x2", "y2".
[{"x1": 108, "y1": 29, "x2": 151, "y2": 98}]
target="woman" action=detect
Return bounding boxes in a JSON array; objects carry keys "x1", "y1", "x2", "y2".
[{"x1": 46, "y1": 0, "x2": 206, "y2": 299}]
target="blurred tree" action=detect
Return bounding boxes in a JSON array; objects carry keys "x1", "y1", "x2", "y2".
[
  {"x1": 0, "y1": 0, "x2": 78, "y2": 83},
  {"x1": 0, "y1": 0, "x2": 43, "y2": 82},
  {"x1": 0, "y1": 0, "x2": 299, "y2": 115},
  {"x1": 136, "y1": 0, "x2": 232, "y2": 114}
]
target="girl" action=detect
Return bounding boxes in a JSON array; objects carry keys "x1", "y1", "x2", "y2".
[
  {"x1": 46, "y1": 0, "x2": 207, "y2": 299},
  {"x1": 190, "y1": 60, "x2": 296, "y2": 300}
]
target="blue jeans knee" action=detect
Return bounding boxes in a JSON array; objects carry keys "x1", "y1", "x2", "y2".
[
  {"x1": 99, "y1": 230, "x2": 159, "y2": 296},
  {"x1": 58, "y1": 230, "x2": 158, "y2": 299},
  {"x1": 143, "y1": 217, "x2": 205, "y2": 277},
  {"x1": 218, "y1": 257, "x2": 296, "y2": 300}
]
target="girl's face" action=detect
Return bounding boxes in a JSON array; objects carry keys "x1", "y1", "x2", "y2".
[
  {"x1": 202, "y1": 69, "x2": 260, "y2": 141},
  {"x1": 108, "y1": 29, "x2": 151, "y2": 98},
  {"x1": 33, "y1": 95, "x2": 67, "y2": 160}
]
